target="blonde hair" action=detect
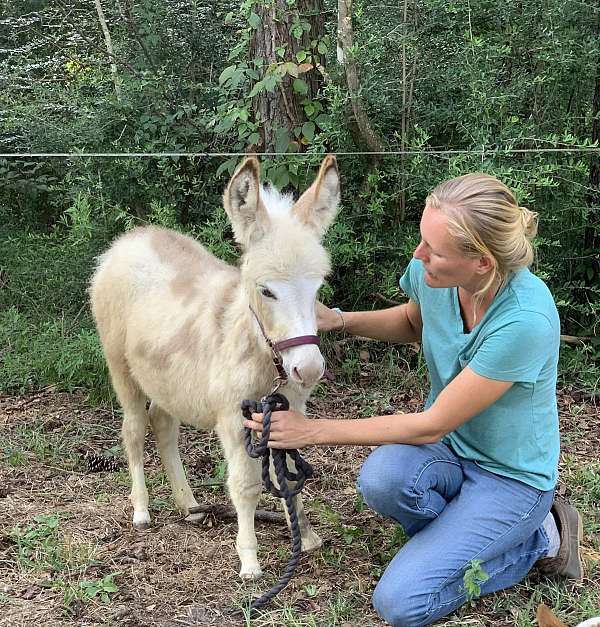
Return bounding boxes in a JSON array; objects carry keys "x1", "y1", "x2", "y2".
[{"x1": 426, "y1": 173, "x2": 538, "y2": 315}]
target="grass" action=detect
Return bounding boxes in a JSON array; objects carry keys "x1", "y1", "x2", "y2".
[{"x1": 1, "y1": 388, "x2": 599, "y2": 626}]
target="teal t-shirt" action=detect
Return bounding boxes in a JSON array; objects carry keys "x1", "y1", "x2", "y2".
[{"x1": 399, "y1": 258, "x2": 560, "y2": 491}]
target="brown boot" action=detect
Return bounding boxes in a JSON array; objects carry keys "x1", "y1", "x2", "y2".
[{"x1": 536, "y1": 496, "x2": 583, "y2": 580}]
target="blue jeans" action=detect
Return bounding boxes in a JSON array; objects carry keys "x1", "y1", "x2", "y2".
[{"x1": 357, "y1": 443, "x2": 553, "y2": 627}]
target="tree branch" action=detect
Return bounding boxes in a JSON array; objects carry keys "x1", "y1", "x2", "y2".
[
  {"x1": 93, "y1": 0, "x2": 121, "y2": 101},
  {"x1": 337, "y1": 0, "x2": 384, "y2": 158}
]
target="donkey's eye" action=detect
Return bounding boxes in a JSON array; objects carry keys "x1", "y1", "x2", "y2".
[{"x1": 260, "y1": 287, "x2": 277, "y2": 299}]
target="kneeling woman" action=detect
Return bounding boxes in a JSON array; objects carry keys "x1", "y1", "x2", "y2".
[{"x1": 244, "y1": 173, "x2": 582, "y2": 627}]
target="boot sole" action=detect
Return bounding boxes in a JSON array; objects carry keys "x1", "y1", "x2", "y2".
[{"x1": 564, "y1": 508, "x2": 584, "y2": 580}]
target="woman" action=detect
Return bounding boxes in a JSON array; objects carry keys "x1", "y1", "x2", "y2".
[{"x1": 244, "y1": 173, "x2": 583, "y2": 627}]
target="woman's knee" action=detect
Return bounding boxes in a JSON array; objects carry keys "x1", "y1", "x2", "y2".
[
  {"x1": 373, "y1": 577, "x2": 432, "y2": 627},
  {"x1": 357, "y1": 445, "x2": 413, "y2": 509},
  {"x1": 358, "y1": 443, "x2": 450, "y2": 507}
]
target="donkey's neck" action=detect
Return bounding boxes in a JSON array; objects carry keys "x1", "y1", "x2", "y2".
[{"x1": 222, "y1": 286, "x2": 276, "y2": 382}]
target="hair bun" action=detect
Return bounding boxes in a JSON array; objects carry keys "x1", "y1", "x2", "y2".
[{"x1": 519, "y1": 206, "x2": 538, "y2": 240}]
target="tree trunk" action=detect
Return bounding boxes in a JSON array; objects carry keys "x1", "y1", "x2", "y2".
[
  {"x1": 249, "y1": 0, "x2": 325, "y2": 153},
  {"x1": 337, "y1": 0, "x2": 384, "y2": 157},
  {"x1": 94, "y1": 0, "x2": 121, "y2": 101}
]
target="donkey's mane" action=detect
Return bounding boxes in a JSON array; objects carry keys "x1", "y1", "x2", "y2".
[{"x1": 259, "y1": 185, "x2": 294, "y2": 218}]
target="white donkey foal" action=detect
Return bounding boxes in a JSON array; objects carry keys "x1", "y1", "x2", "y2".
[{"x1": 90, "y1": 155, "x2": 340, "y2": 578}]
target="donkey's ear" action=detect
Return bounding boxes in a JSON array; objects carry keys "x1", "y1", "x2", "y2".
[
  {"x1": 293, "y1": 154, "x2": 340, "y2": 238},
  {"x1": 223, "y1": 157, "x2": 270, "y2": 247}
]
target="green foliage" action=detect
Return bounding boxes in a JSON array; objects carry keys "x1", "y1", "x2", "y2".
[
  {"x1": 77, "y1": 573, "x2": 120, "y2": 604},
  {"x1": 0, "y1": 0, "x2": 598, "y2": 399},
  {"x1": 10, "y1": 514, "x2": 64, "y2": 572},
  {"x1": 213, "y1": 0, "x2": 332, "y2": 176},
  {"x1": 462, "y1": 559, "x2": 490, "y2": 601},
  {"x1": 0, "y1": 306, "x2": 112, "y2": 403}
]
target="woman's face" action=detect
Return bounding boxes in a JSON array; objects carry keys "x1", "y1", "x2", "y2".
[{"x1": 413, "y1": 203, "x2": 487, "y2": 290}]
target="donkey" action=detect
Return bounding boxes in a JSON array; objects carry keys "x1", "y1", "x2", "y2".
[{"x1": 89, "y1": 155, "x2": 340, "y2": 578}]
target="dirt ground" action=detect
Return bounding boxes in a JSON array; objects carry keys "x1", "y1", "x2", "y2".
[{"x1": 1, "y1": 384, "x2": 599, "y2": 627}]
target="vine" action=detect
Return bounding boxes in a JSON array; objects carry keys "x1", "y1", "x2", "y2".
[{"x1": 213, "y1": 0, "x2": 332, "y2": 186}]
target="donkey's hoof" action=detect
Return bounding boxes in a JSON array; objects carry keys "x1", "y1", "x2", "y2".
[
  {"x1": 301, "y1": 530, "x2": 322, "y2": 553},
  {"x1": 239, "y1": 566, "x2": 263, "y2": 580},
  {"x1": 238, "y1": 548, "x2": 262, "y2": 580},
  {"x1": 133, "y1": 511, "x2": 151, "y2": 529}
]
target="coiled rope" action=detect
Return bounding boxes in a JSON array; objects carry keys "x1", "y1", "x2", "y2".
[{"x1": 241, "y1": 393, "x2": 314, "y2": 614}]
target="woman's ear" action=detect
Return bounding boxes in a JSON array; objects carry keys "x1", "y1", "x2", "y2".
[{"x1": 475, "y1": 254, "x2": 496, "y2": 275}]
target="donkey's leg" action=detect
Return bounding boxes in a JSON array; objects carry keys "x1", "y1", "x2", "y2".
[
  {"x1": 285, "y1": 493, "x2": 322, "y2": 552},
  {"x1": 148, "y1": 402, "x2": 202, "y2": 520},
  {"x1": 216, "y1": 421, "x2": 263, "y2": 579},
  {"x1": 108, "y1": 354, "x2": 151, "y2": 529},
  {"x1": 271, "y1": 458, "x2": 322, "y2": 552}
]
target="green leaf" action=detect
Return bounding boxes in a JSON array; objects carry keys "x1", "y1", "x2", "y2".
[
  {"x1": 304, "y1": 101, "x2": 316, "y2": 117},
  {"x1": 224, "y1": 12, "x2": 234, "y2": 24},
  {"x1": 292, "y1": 79, "x2": 309, "y2": 95},
  {"x1": 263, "y1": 73, "x2": 279, "y2": 91},
  {"x1": 271, "y1": 165, "x2": 290, "y2": 189},
  {"x1": 314, "y1": 113, "x2": 330, "y2": 129},
  {"x1": 296, "y1": 50, "x2": 308, "y2": 62},
  {"x1": 317, "y1": 41, "x2": 328, "y2": 54},
  {"x1": 230, "y1": 68, "x2": 247, "y2": 90},
  {"x1": 302, "y1": 121, "x2": 315, "y2": 142},
  {"x1": 216, "y1": 157, "x2": 239, "y2": 178},
  {"x1": 248, "y1": 12, "x2": 261, "y2": 29},
  {"x1": 281, "y1": 62, "x2": 299, "y2": 78},
  {"x1": 248, "y1": 80, "x2": 264, "y2": 98},
  {"x1": 218, "y1": 64, "x2": 237, "y2": 85},
  {"x1": 247, "y1": 132, "x2": 260, "y2": 145}
]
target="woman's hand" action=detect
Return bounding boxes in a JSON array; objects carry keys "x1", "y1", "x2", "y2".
[
  {"x1": 243, "y1": 409, "x2": 315, "y2": 449},
  {"x1": 316, "y1": 301, "x2": 344, "y2": 332}
]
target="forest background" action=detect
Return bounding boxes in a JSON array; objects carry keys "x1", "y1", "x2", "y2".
[{"x1": 0, "y1": 0, "x2": 599, "y2": 400}]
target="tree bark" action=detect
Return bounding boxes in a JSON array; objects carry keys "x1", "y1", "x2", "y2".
[
  {"x1": 93, "y1": 0, "x2": 121, "y2": 101},
  {"x1": 249, "y1": 0, "x2": 325, "y2": 153},
  {"x1": 337, "y1": 0, "x2": 384, "y2": 157}
]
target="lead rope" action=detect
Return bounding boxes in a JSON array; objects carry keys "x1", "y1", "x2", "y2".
[{"x1": 240, "y1": 393, "x2": 314, "y2": 615}]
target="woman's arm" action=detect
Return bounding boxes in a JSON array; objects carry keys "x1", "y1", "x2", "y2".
[
  {"x1": 317, "y1": 299, "x2": 423, "y2": 343},
  {"x1": 245, "y1": 367, "x2": 513, "y2": 449}
]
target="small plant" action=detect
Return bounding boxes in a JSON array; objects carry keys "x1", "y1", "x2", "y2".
[
  {"x1": 354, "y1": 494, "x2": 367, "y2": 513},
  {"x1": 304, "y1": 583, "x2": 318, "y2": 597},
  {"x1": 5, "y1": 447, "x2": 26, "y2": 467},
  {"x1": 11, "y1": 514, "x2": 64, "y2": 572},
  {"x1": 340, "y1": 524, "x2": 363, "y2": 545},
  {"x1": 462, "y1": 559, "x2": 490, "y2": 601},
  {"x1": 210, "y1": 458, "x2": 227, "y2": 491},
  {"x1": 78, "y1": 573, "x2": 121, "y2": 603}
]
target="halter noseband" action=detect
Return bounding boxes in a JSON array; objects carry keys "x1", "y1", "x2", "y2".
[{"x1": 249, "y1": 306, "x2": 322, "y2": 394}]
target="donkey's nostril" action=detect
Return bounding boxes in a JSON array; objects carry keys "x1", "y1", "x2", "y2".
[{"x1": 292, "y1": 367, "x2": 303, "y2": 383}]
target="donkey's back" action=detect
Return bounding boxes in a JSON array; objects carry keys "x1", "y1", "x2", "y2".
[
  {"x1": 92, "y1": 224, "x2": 236, "y2": 319},
  {"x1": 90, "y1": 225, "x2": 251, "y2": 425}
]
